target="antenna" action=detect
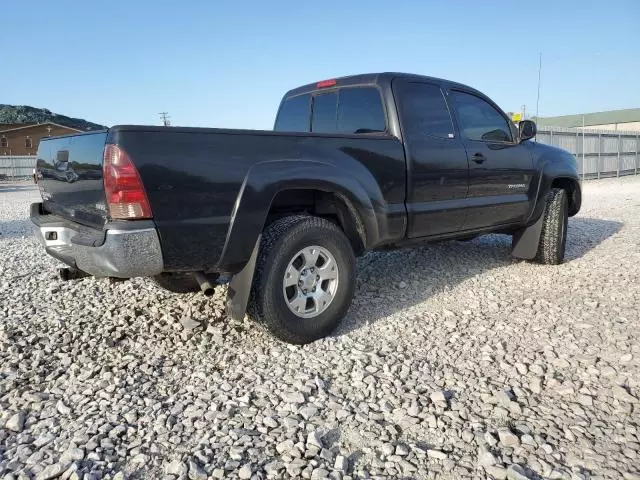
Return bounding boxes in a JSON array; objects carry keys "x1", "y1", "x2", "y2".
[
  {"x1": 535, "y1": 53, "x2": 542, "y2": 121},
  {"x1": 158, "y1": 112, "x2": 171, "y2": 126}
]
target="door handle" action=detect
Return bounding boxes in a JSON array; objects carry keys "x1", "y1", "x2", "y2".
[{"x1": 471, "y1": 153, "x2": 486, "y2": 164}]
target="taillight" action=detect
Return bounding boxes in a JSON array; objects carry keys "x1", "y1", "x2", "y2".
[{"x1": 103, "y1": 144, "x2": 152, "y2": 220}]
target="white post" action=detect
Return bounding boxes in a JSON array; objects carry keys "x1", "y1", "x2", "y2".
[
  {"x1": 576, "y1": 128, "x2": 582, "y2": 180},
  {"x1": 598, "y1": 134, "x2": 602, "y2": 180},
  {"x1": 582, "y1": 117, "x2": 586, "y2": 180},
  {"x1": 633, "y1": 135, "x2": 640, "y2": 175},
  {"x1": 617, "y1": 134, "x2": 621, "y2": 177}
]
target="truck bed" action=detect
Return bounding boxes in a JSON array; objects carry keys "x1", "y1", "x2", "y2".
[{"x1": 36, "y1": 126, "x2": 407, "y2": 273}]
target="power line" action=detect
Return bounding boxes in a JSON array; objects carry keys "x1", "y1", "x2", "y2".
[{"x1": 158, "y1": 112, "x2": 170, "y2": 126}]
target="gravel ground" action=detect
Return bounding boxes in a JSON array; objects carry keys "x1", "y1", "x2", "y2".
[{"x1": 1, "y1": 177, "x2": 639, "y2": 480}]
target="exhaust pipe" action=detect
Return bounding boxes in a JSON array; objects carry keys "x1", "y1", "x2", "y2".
[
  {"x1": 193, "y1": 272, "x2": 216, "y2": 297},
  {"x1": 59, "y1": 267, "x2": 89, "y2": 281}
]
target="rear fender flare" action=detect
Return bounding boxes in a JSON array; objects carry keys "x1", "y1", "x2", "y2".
[{"x1": 216, "y1": 159, "x2": 382, "y2": 274}]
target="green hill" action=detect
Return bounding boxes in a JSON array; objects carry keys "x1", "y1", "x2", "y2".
[{"x1": 0, "y1": 104, "x2": 106, "y2": 131}]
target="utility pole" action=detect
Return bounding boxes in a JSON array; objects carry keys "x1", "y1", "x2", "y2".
[
  {"x1": 535, "y1": 52, "x2": 542, "y2": 121},
  {"x1": 158, "y1": 112, "x2": 171, "y2": 126}
]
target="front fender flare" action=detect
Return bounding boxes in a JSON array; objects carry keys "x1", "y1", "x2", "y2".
[{"x1": 527, "y1": 144, "x2": 581, "y2": 225}]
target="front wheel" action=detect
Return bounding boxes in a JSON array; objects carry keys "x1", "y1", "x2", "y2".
[
  {"x1": 534, "y1": 188, "x2": 569, "y2": 265},
  {"x1": 248, "y1": 215, "x2": 356, "y2": 344}
]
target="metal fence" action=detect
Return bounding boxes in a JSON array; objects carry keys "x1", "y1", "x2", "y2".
[
  {"x1": 536, "y1": 126, "x2": 640, "y2": 179},
  {"x1": 0, "y1": 155, "x2": 36, "y2": 180},
  {"x1": 1, "y1": 128, "x2": 639, "y2": 181}
]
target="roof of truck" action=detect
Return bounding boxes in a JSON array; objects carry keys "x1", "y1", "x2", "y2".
[{"x1": 284, "y1": 72, "x2": 476, "y2": 98}]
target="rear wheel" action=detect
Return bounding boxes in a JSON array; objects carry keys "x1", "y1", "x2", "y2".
[
  {"x1": 534, "y1": 188, "x2": 568, "y2": 265},
  {"x1": 248, "y1": 215, "x2": 356, "y2": 344}
]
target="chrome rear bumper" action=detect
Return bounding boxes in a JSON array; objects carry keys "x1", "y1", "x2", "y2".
[{"x1": 30, "y1": 203, "x2": 164, "y2": 278}]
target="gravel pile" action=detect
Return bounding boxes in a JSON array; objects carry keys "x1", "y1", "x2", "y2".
[{"x1": 1, "y1": 177, "x2": 639, "y2": 480}]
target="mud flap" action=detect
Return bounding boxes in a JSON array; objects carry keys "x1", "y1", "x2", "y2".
[
  {"x1": 226, "y1": 235, "x2": 261, "y2": 321},
  {"x1": 511, "y1": 214, "x2": 544, "y2": 260}
]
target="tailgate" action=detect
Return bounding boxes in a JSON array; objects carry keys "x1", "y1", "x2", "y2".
[{"x1": 36, "y1": 131, "x2": 108, "y2": 228}]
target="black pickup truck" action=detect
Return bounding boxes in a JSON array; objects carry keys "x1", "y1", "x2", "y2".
[{"x1": 31, "y1": 72, "x2": 581, "y2": 344}]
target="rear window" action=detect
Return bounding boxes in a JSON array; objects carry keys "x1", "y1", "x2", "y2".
[
  {"x1": 312, "y1": 92, "x2": 338, "y2": 133},
  {"x1": 275, "y1": 86, "x2": 386, "y2": 135},
  {"x1": 337, "y1": 87, "x2": 386, "y2": 134},
  {"x1": 274, "y1": 94, "x2": 310, "y2": 132}
]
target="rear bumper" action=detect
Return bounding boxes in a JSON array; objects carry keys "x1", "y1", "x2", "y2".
[{"x1": 30, "y1": 203, "x2": 164, "y2": 278}]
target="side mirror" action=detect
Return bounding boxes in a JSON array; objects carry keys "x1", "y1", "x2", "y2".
[{"x1": 518, "y1": 120, "x2": 537, "y2": 142}]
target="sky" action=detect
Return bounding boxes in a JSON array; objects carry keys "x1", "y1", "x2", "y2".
[{"x1": 2, "y1": 0, "x2": 639, "y2": 129}]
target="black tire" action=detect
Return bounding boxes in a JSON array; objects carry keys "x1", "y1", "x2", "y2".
[
  {"x1": 152, "y1": 273, "x2": 200, "y2": 294},
  {"x1": 248, "y1": 215, "x2": 356, "y2": 344},
  {"x1": 534, "y1": 188, "x2": 568, "y2": 265}
]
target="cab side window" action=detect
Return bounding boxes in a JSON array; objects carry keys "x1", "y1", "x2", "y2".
[
  {"x1": 396, "y1": 82, "x2": 454, "y2": 140},
  {"x1": 451, "y1": 91, "x2": 512, "y2": 143}
]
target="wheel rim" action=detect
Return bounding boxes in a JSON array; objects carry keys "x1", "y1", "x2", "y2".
[{"x1": 282, "y1": 245, "x2": 339, "y2": 319}]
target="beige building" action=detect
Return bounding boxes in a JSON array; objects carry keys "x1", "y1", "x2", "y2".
[
  {"x1": 535, "y1": 108, "x2": 640, "y2": 132},
  {"x1": 0, "y1": 122, "x2": 82, "y2": 156}
]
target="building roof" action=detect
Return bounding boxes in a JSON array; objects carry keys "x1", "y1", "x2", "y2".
[
  {"x1": 0, "y1": 123, "x2": 31, "y2": 131},
  {"x1": 0, "y1": 122, "x2": 83, "y2": 134},
  {"x1": 535, "y1": 108, "x2": 640, "y2": 128}
]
